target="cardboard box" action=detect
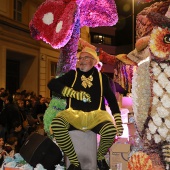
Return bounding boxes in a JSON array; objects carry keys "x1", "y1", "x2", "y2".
[
  {"x1": 110, "y1": 144, "x2": 130, "y2": 170},
  {"x1": 115, "y1": 137, "x2": 128, "y2": 144}
]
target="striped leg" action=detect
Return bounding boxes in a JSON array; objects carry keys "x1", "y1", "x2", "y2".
[
  {"x1": 97, "y1": 122, "x2": 117, "y2": 160},
  {"x1": 51, "y1": 117, "x2": 79, "y2": 167}
]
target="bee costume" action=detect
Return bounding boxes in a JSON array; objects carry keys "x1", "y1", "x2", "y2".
[{"x1": 48, "y1": 66, "x2": 123, "y2": 167}]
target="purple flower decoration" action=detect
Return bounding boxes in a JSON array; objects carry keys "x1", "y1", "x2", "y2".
[
  {"x1": 80, "y1": 0, "x2": 118, "y2": 27},
  {"x1": 30, "y1": 0, "x2": 118, "y2": 49}
]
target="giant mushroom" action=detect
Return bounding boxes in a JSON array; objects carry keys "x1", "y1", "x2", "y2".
[{"x1": 29, "y1": 0, "x2": 118, "y2": 75}]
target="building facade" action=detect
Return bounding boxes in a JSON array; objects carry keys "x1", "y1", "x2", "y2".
[{"x1": 0, "y1": 0, "x2": 90, "y2": 97}]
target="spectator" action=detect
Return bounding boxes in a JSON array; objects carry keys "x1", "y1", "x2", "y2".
[
  {"x1": 0, "y1": 137, "x2": 7, "y2": 166},
  {"x1": 4, "y1": 136, "x2": 18, "y2": 157},
  {"x1": 0, "y1": 92, "x2": 9, "y2": 141},
  {"x1": 16, "y1": 99, "x2": 29, "y2": 130},
  {"x1": 8, "y1": 121, "x2": 24, "y2": 153},
  {"x1": 24, "y1": 99, "x2": 38, "y2": 127},
  {"x1": 0, "y1": 88, "x2": 5, "y2": 96},
  {"x1": 32, "y1": 97, "x2": 47, "y2": 123},
  {"x1": 0, "y1": 92, "x2": 8, "y2": 113},
  {"x1": 2, "y1": 95, "x2": 21, "y2": 135}
]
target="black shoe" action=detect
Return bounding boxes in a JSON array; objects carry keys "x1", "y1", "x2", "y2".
[
  {"x1": 97, "y1": 159, "x2": 110, "y2": 170},
  {"x1": 67, "y1": 163, "x2": 82, "y2": 170}
]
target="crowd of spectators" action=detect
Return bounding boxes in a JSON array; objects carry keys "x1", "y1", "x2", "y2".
[{"x1": 0, "y1": 88, "x2": 50, "y2": 166}]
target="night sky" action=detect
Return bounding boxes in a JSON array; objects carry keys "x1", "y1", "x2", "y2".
[{"x1": 114, "y1": 0, "x2": 161, "y2": 45}]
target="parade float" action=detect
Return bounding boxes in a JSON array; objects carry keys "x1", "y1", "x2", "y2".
[
  {"x1": 2, "y1": 0, "x2": 170, "y2": 169},
  {"x1": 127, "y1": 0, "x2": 170, "y2": 169}
]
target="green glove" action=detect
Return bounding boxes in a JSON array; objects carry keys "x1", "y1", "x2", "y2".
[
  {"x1": 114, "y1": 113, "x2": 124, "y2": 136},
  {"x1": 62, "y1": 86, "x2": 91, "y2": 102}
]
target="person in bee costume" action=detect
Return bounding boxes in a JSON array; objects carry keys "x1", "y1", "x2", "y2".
[{"x1": 48, "y1": 47, "x2": 123, "y2": 170}]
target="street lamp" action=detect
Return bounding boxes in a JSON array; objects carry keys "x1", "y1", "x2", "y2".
[{"x1": 132, "y1": 0, "x2": 135, "y2": 49}]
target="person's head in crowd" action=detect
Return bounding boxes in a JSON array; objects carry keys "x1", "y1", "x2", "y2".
[
  {"x1": 38, "y1": 95, "x2": 42, "y2": 99},
  {"x1": 0, "y1": 137, "x2": 4, "y2": 148},
  {"x1": 30, "y1": 96, "x2": 38, "y2": 107},
  {"x1": 20, "y1": 90, "x2": 26, "y2": 98},
  {"x1": 24, "y1": 99, "x2": 32, "y2": 108},
  {"x1": 12, "y1": 121, "x2": 22, "y2": 132},
  {"x1": 17, "y1": 99, "x2": 24, "y2": 109},
  {"x1": 5, "y1": 95, "x2": 14, "y2": 104},
  {"x1": 46, "y1": 97, "x2": 51, "y2": 103},
  {"x1": 0, "y1": 137, "x2": 7, "y2": 165},
  {"x1": 39, "y1": 97, "x2": 46, "y2": 105},
  {"x1": 4, "y1": 136, "x2": 18, "y2": 156},
  {"x1": 0, "y1": 92, "x2": 9, "y2": 103},
  {"x1": 0, "y1": 88, "x2": 5, "y2": 95},
  {"x1": 6, "y1": 136, "x2": 18, "y2": 147},
  {"x1": 13, "y1": 92, "x2": 22, "y2": 102}
]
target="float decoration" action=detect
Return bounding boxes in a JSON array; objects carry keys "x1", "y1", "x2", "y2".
[
  {"x1": 43, "y1": 96, "x2": 66, "y2": 137},
  {"x1": 78, "y1": 38, "x2": 96, "y2": 50},
  {"x1": 127, "y1": 1, "x2": 170, "y2": 169},
  {"x1": 78, "y1": 38, "x2": 136, "y2": 93},
  {"x1": 29, "y1": 0, "x2": 119, "y2": 137},
  {"x1": 30, "y1": 0, "x2": 118, "y2": 49},
  {"x1": 128, "y1": 151, "x2": 153, "y2": 170},
  {"x1": 29, "y1": 0, "x2": 118, "y2": 74},
  {"x1": 136, "y1": 0, "x2": 170, "y2": 40}
]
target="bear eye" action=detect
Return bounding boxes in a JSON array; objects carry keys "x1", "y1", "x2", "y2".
[{"x1": 163, "y1": 34, "x2": 170, "y2": 44}]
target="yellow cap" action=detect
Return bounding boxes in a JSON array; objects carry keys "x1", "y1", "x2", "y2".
[{"x1": 78, "y1": 47, "x2": 99, "y2": 63}]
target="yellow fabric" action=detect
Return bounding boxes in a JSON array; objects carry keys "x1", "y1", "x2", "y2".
[
  {"x1": 114, "y1": 113, "x2": 122, "y2": 124},
  {"x1": 81, "y1": 75, "x2": 93, "y2": 88},
  {"x1": 56, "y1": 107, "x2": 114, "y2": 131},
  {"x1": 62, "y1": 86, "x2": 72, "y2": 97},
  {"x1": 77, "y1": 47, "x2": 99, "y2": 63},
  {"x1": 52, "y1": 71, "x2": 115, "y2": 132}
]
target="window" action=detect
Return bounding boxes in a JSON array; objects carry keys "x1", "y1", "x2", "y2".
[
  {"x1": 51, "y1": 62, "x2": 57, "y2": 78},
  {"x1": 103, "y1": 37, "x2": 112, "y2": 45},
  {"x1": 50, "y1": 61, "x2": 57, "y2": 97},
  {"x1": 14, "y1": 0, "x2": 23, "y2": 22},
  {"x1": 91, "y1": 33, "x2": 115, "y2": 45}
]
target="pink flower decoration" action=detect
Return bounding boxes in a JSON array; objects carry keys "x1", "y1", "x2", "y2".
[{"x1": 80, "y1": 0, "x2": 118, "y2": 27}]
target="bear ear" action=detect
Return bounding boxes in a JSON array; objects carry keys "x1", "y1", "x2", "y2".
[
  {"x1": 147, "y1": 12, "x2": 170, "y2": 29},
  {"x1": 29, "y1": 0, "x2": 78, "y2": 49},
  {"x1": 79, "y1": 0, "x2": 118, "y2": 27}
]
